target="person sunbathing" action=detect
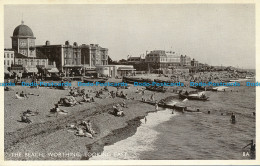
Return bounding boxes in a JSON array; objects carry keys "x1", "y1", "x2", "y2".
[
  {"x1": 113, "y1": 105, "x2": 124, "y2": 116},
  {"x1": 20, "y1": 91, "x2": 29, "y2": 98},
  {"x1": 20, "y1": 113, "x2": 32, "y2": 123},
  {"x1": 111, "y1": 91, "x2": 116, "y2": 98},
  {"x1": 82, "y1": 94, "x2": 91, "y2": 102},
  {"x1": 4, "y1": 87, "x2": 13, "y2": 91},
  {"x1": 75, "y1": 128, "x2": 93, "y2": 138},
  {"x1": 91, "y1": 97, "x2": 95, "y2": 102},
  {"x1": 50, "y1": 104, "x2": 68, "y2": 114},
  {"x1": 59, "y1": 97, "x2": 76, "y2": 107},
  {"x1": 121, "y1": 99, "x2": 127, "y2": 108},
  {"x1": 104, "y1": 86, "x2": 108, "y2": 91},
  {"x1": 15, "y1": 92, "x2": 25, "y2": 99},
  {"x1": 81, "y1": 120, "x2": 96, "y2": 135},
  {"x1": 95, "y1": 92, "x2": 102, "y2": 98},
  {"x1": 116, "y1": 91, "x2": 120, "y2": 97}
]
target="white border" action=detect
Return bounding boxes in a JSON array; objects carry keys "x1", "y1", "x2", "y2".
[{"x1": 0, "y1": 0, "x2": 259, "y2": 165}]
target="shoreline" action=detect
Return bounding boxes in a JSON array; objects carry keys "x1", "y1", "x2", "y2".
[
  {"x1": 4, "y1": 87, "x2": 163, "y2": 160},
  {"x1": 4, "y1": 76, "x2": 255, "y2": 160},
  {"x1": 82, "y1": 115, "x2": 145, "y2": 160}
]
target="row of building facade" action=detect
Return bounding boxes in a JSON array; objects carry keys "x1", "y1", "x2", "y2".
[
  {"x1": 127, "y1": 50, "x2": 203, "y2": 73},
  {"x1": 4, "y1": 21, "x2": 208, "y2": 78},
  {"x1": 4, "y1": 21, "x2": 112, "y2": 77}
]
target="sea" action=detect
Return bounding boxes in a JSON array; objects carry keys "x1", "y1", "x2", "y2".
[{"x1": 90, "y1": 80, "x2": 256, "y2": 160}]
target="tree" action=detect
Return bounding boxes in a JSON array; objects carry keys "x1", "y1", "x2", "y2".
[
  {"x1": 108, "y1": 56, "x2": 117, "y2": 65},
  {"x1": 118, "y1": 59, "x2": 127, "y2": 64}
]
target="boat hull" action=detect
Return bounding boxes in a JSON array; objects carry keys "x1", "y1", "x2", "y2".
[{"x1": 179, "y1": 94, "x2": 209, "y2": 101}]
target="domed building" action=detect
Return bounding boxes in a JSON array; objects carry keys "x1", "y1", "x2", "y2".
[
  {"x1": 11, "y1": 21, "x2": 36, "y2": 58},
  {"x1": 8, "y1": 21, "x2": 49, "y2": 76}
]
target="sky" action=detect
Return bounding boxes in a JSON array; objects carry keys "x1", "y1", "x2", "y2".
[{"x1": 4, "y1": 4, "x2": 255, "y2": 69}]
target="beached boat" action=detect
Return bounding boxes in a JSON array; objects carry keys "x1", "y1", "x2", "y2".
[
  {"x1": 246, "y1": 76, "x2": 255, "y2": 79},
  {"x1": 179, "y1": 93, "x2": 209, "y2": 101},
  {"x1": 122, "y1": 76, "x2": 153, "y2": 84},
  {"x1": 83, "y1": 77, "x2": 108, "y2": 83},
  {"x1": 212, "y1": 86, "x2": 229, "y2": 92},
  {"x1": 146, "y1": 86, "x2": 166, "y2": 93},
  {"x1": 186, "y1": 107, "x2": 201, "y2": 112},
  {"x1": 142, "y1": 100, "x2": 187, "y2": 112}
]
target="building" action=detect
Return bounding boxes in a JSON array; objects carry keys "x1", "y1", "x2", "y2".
[
  {"x1": 95, "y1": 65, "x2": 135, "y2": 78},
  {"x1": 36, "y1": 41, "x2": 82, "y2": 76},
  {"x1": 180, "y1": 55, "x2": 191, "y2": 67},
  {"x1": 6, "y1": 21, "x2": 52, "y2": 76},
  {"x1": 191, "y1": 58, "x2": 199, "y2": 67},
  {"x1": 145, "y1": 50, "x2": 181, "y2": 70},
  {"x1": 4, "y1": 49, "x2": 15, "y2": 77},
  {"x1": 127, "y1": 55, "x2": 145, "y2": 63},
  {"x1": 13, "y1": 50, "x2": 48, "y2": 73},
  {"x1": 11, "y1": 21, "x2": 36, "y2": 58},
  {"x1": 126, "y1": 55, "x2": 147, "y2": 71},
  {"x1": 81, "y1": 44, "x2": 108, "y2": 69},
  {"x1": 4, "y1": 49, "x2": 15, "y2": 68}
]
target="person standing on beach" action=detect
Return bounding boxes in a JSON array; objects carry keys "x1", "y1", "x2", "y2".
[{"x1": 155, "y1": 102, "x2": 159, "y2": 111}]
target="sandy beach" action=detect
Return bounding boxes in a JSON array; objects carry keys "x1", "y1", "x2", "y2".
[
  {"x1": 4, "y1": 71, "x2": 255, "y2": 160},
  {"x1": 4, "y1": 77, "x2": 176, "y2": 160}
]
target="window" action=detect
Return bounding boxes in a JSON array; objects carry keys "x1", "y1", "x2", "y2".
[
  {"x1": 11, "y1": 54, "x2": 13, "y2": 58},
  {"x1": 11, "y1": 60, "x2": 14, "y2": 65},
  {"x1": 42, "y1": 60, "x2": 45, "y2": 65},
  {"x1": 31, "y1": 60, "x2": 33, "y2": 66},
  {"x1": 4, "y1": 54, "x2": 5, "y2": 58},
  {"x1": 37, "y1": 60, "x2": 40, "y2": 65},
  {"x1": 7, "y1": 54, "x2": 9, "y2": 58},
  {"x1": 18, "y1": 59, "x2": 22, "y2": 65},
  {"x1": 4, "y1": 60, "x2": 5, "y2": 65},
  {"x1": 25, "y1": 60, "x2": 28, "y2": 66}
]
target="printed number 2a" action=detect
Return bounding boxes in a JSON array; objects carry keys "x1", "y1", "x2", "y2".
[{"x1": 243, "y1": 152, "x2": 250, "y2": 157}]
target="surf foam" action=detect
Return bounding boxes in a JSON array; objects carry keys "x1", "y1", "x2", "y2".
[{"x1": 90, "y1": 109, "x2": 178, "y2": 160}]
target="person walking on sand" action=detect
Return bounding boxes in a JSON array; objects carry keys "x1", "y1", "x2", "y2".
[
  {"x1": 150, "y1": 93, "x2": 155, "y2": 101},
  {"x1": 155, "y1": 103, "x2": 159, "y2": 111},
  {"x1": 142, "y1": 89, "x2": 145, "y2": 96},
  {"x1": 155, "y1": 100, "x2": 159, "y2": 111}
]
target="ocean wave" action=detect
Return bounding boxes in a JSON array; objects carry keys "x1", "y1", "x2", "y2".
[{"x1": 90, "y1": 109, "x2": 178, "y2": 160}]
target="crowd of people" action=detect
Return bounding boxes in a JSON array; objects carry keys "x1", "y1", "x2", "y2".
[{"x1": 7, "y1": 74, "x2": 256, "y2": 158}]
